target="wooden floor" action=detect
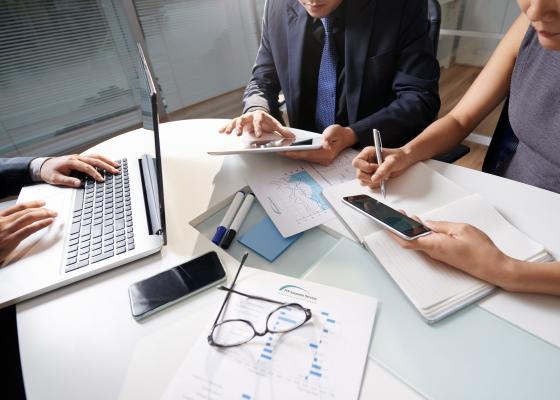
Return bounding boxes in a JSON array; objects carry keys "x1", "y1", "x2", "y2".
[{"x1": 168, "y1": 63, "x2": 493, "y2": 171}]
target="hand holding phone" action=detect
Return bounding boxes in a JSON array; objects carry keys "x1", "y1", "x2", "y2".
[
  {"x1": 342, "y1": 195, "x2": 431, "y2": 240},
  {"x1": 128, "y1": 251, "x2": 226, "y2": 320}
]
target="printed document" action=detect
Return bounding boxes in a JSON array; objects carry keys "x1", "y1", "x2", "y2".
[
  {"x1": 162, "y1": 267, "x2": 378, "y2": 400},
  {"x1": 247, "y1": 163, "x2": 336, "y2": 237}
]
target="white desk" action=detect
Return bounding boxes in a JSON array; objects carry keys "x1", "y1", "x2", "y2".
[{"x1": 16, "y1": 120, "x2": 560, "y2": 400}]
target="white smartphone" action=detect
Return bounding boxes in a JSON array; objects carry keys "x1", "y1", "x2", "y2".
[
  {"x1": 342, "y1": 194, "x2": 431, "y2": 240},
  {"x1": 128, "y1": 251, "x2": 226, "y2": 320}
]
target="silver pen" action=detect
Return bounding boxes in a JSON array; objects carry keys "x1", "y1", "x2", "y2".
[{"x1": 372, "y1": 129, "x2": 386, "y2": 199}]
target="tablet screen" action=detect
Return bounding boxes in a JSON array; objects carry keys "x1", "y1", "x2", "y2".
[{"x1": 244, "y1": 138, "x2": 313, "y2": 149}]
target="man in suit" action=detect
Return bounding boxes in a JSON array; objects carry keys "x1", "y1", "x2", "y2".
[
  {"x1": 220, "y1": 0, "x2": 440, "y2": 165},
  {"x1": 0, "y1": 154, "x2": 119, "y2": 263}
]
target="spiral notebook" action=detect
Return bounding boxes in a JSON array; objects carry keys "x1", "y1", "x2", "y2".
[{"x1": 322, "y1": 163, "x2": 551, "y2": 323}]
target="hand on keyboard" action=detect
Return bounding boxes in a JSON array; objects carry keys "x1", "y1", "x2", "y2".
[{"x1": 40, "y1": 154, "x2": 120, "y2": 188}]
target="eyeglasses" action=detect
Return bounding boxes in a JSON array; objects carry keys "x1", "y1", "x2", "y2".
[{"x1": 207, "y1": 253, "x2": 313, "y2": 348}]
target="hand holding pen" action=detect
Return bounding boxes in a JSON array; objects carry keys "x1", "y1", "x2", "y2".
[{"x1": 352, "y1": 131, "x2": 417, "y2": 191}]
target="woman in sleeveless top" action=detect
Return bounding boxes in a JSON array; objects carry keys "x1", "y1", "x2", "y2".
[{"x1": 352, "y1": 0, "x2": 560, "y2": 296}]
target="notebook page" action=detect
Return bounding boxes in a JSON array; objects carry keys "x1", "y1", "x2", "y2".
[
  {"x1": 421, "y1": 194, "x2": 545, "y2": 261},
  {"x1": 365, "y1": 233, "x2": 488, "y2": 310},
  {"x1": 322, "y1": 162, "x2": 468, "y2": 242}
]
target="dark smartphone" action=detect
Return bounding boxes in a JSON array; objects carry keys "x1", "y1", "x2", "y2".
[
  {"x1": 342, "y1": 194, "x2": 431, "y2": 240},
  {"x1": 128, "y1": 251, "x2": 226, "y2": 320}
]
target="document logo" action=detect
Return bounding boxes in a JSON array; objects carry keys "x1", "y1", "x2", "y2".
[{"x1": 278, "y1": 284, "x2": 317, "y2": 304}]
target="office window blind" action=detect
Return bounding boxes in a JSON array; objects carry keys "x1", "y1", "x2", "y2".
[
  {"x1": 0, "y1": 0, "x2": 140, "y2": 157},
  {"x1": 133, "y1": 0, "x2": 259, "y2": 113}
]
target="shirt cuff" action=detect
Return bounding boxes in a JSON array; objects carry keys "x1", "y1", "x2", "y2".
[
  {"x1": 29, "y1": 157, "x2": 50, "y2": 182},
  {"x1": 244, "y1": 106, "x2": 270, "y2": 114}
]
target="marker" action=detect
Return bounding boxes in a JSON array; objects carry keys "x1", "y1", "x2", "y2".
[
  {"x1": 220, "y1": 193, "x2": 255, "y2": 249},
  {"x1": 212, "y1": 191, "x2": 245, "y2": 245},
  {"x1": 373, "y1": 129, "x2": 386, "y2": 199}
]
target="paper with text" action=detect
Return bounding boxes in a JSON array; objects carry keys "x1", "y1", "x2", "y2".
[{"x1": 162, "y1": 268, "x2": 377, "y2": 400}]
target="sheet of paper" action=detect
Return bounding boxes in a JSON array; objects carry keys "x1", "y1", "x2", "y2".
[
  {"x1": 312, "y1": 148, "x2": 360, "y2": 186},
  {"x1": 322, "y1": 162, "x2": 468, "y2": 242},
  {"x1": 479, "y1": 292, "x2": 560, "y2": 349},
  {"x1": 247, "y1": 163, "x2": 336, "y2": 237},
  {"x1": 162, "y1": 267, "x2": 378, "y2": 400}
]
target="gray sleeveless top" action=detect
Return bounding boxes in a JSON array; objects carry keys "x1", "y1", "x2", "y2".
[{"x1": 504, "y1": 26, "x2": 560, "y2": 193}]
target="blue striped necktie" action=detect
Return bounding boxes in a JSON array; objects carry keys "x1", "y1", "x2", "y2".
[{"x1": 315, "y1": 16, "x2": 337, "y2": 133}]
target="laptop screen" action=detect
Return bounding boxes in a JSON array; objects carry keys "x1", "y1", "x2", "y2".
[{"x1": 136, "y1": 44, "x2": 167, "y2": 245}]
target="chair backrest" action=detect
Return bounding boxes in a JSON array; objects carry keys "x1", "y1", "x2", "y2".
[
  {"x1": 481, "y1": 96, "x2": 520, "y2": 175},
  {"x1": 427, "y1": 0, "x2": 442, "y2": 55}
]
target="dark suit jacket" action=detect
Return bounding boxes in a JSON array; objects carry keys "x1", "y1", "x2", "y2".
[
  {"x1": 243, "y1": 0, "x2": 440, "y2": 148},
  {"x1": 0, "y1": 158, "x2": 34, "y2": 198}
]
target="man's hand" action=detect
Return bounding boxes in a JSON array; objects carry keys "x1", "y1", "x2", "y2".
[
  {"x1": 0, "y1": 201, "x2": 57, "y2": 264},
  {"x1": 219, "y1": 110, "x2": 294, "y2": 138},
  {"x1": 389, "y1": 218, "x2": 513, "y2": 287},
  {"x1": 40, "y1": 154, "x2": 120, "y2": 188},
  {"x1": 281, "y1": 125, "x2": 357, "y2": 166},
  {"x1": 352, "y1": 146, "x2": 416, "y2": 188}
]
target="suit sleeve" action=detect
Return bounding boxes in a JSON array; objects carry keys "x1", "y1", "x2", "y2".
[
  {"x1": 350, "y1": 0, "x2": 440, "y2": 148},
  {"x1": 0, "y1": 157, "x2": 34, "y2": 198},
  {"x1": 242, "y1": 0, "x2": 283, "y2": 121}
]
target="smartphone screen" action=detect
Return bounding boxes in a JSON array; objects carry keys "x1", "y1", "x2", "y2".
[
  {"x1": 343, "y1": 195, "x2": 431, "y2": 239},
  {"x1": 128, "y1": 251, "x2": 226, "y2": 319}
]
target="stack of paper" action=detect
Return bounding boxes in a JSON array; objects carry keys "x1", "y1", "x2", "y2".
[{"x1": 322, "y1": 163, "x2": 551, "y2": 323}]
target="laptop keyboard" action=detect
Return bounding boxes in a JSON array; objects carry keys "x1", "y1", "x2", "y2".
[{"x1": 65, "y1": 158, "x2": 135, "y2": 273}]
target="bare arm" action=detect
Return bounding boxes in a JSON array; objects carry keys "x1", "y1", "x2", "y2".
[
  {"x1": 505, "y1": 259, "x2": 560, "y2": 295},
  {"x1": 392, "y1": 220, "x2": 560, "y2": 296},
  {"x1": 353, "y1": 15, "x2": 531, "y2": 187},
  {"x1": 402, "y1": 14, "x2": 529, "y2": 163}
]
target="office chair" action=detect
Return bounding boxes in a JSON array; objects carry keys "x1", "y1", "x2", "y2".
[
  {"x1": 428, "y1": 0, "x2": 471, "y2": 164},
  {"x1": 481, "y1": 96, "x2": 519, "y2": 175}
]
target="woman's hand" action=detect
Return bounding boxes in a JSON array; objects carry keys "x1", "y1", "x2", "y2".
[
  {"x1": 352, "y1": 147, "x2": 417, "y2": 188},
  {"x1": 390, "y1": 219, "x2": 514, "y2": 287}
]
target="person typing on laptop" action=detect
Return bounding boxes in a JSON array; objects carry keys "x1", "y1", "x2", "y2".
[{"x1": 0, "y1": 154, "x2": 119, "y2": 264}]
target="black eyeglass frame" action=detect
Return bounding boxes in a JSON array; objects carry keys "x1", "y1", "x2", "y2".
[{"x1": 207, "y1": 253, "x2": 312, "y2": 348}]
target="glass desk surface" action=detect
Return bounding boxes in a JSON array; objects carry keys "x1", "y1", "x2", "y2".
[{"x1": 195, "y1": 200, "x2": 560, "y2": 400}]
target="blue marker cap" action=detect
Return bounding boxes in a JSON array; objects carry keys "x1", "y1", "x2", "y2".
[
  {"x1": 211, "y1": 226, "x2": 227, "y2": 245},
  {"x1": 212, "y1": 191, "x2": 245, "y2": 246}
]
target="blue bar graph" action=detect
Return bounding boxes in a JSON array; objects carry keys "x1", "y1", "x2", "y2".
[
  {"x1": 278, "y1": 316, "x2": 298, "y2": 324},
  {"x1": 241, "y1": 394, "x2": 251, "y2": 400}
]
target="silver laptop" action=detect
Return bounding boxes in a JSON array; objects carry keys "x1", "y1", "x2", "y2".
[{"x1": 0, "y1": 45, "x2": 166, "y2": 309}]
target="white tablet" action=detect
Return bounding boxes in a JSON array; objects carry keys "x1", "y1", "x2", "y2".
[{"x1": 208, "y1": 132, "x2": 322, "y2": 155}]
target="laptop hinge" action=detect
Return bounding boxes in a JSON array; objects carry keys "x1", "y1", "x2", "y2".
[{"x1": 138, "y1": 154, "x2": 163, "y2": 236}]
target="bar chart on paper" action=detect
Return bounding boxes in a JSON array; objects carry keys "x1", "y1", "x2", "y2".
[
  {"x1": 162, "y1": 269, "x2": 377, "y2": 400},
  {"x1": 248, "y1": 166, "x2": 336, "y2": 237}
]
